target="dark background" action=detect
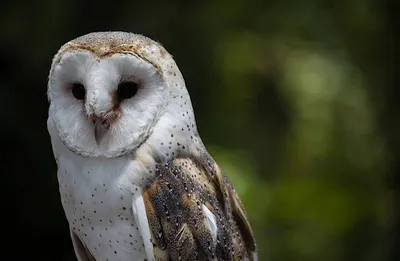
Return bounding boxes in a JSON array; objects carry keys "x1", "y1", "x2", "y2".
[{"x1": 1, "y1": 0, "x2": 396, "y2": 260}]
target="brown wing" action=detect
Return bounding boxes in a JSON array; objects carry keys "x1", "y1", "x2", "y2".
[{"x1": 143, "y1": 153, "x2": 258, "y2": 261}]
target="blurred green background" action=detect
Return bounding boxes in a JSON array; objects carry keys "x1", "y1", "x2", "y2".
[{"x1": 1, "y1": 0, "x2": 395, "y2": 260}]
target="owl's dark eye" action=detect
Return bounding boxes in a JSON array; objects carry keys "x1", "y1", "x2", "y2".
[
  {"x1": 71, "y1": 83, "x2": 85, "y2": 100},
  {"x1": 117, "y1": 81, "x2": 138, "y2": 101}
]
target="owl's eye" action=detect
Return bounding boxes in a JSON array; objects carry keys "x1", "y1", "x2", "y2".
[
  {"x1": 71, "y1": 83, "x2": 86, "y2": 100},
  {"x1": 117, "y1": 82, "x2": 138, "y2": 101}
]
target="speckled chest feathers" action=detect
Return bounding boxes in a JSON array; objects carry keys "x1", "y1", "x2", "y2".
[{"x1": 47, "y1": 31, "x2": 258, "y2": 261}]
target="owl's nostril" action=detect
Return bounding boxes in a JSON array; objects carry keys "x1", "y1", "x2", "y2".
[
  {"x1": 88, "y1": 115, "x2": 97, "y2": 125},
  {"x1": 88, "y1": 113, "x2": 110, "y2": 128}
]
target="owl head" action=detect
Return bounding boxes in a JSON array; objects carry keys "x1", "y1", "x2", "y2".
[{"x1": 47, "y1": 32, "x2": 196, "y2": 158}]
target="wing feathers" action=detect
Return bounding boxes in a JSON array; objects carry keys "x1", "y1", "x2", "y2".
[
  {"x1": 132, "y1": 191, "x2": 154, "y2": 261},
  {"x1": 229, "y1": 188, "x2": 257, "y2": 256},
  {"x1": 142, "y1": 155, "x2": 258, "y2": 261},
  {"x1": 202, "y1": 204, "x2": 218, "y2": 246}
]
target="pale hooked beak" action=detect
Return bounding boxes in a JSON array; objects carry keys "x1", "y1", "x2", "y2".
[{"x1": 89, "y1": 115, "x2": 109, "y2": 145}]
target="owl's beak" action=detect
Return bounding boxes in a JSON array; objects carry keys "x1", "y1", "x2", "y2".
[
  {"x1": 94, "y1": 121, "x2": 107, "y2": 145},
  {"x1": 89, "y1": 115, "x2": 108, "y2": 145}
]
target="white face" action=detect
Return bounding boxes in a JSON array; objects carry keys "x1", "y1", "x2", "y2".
[{"x1": 47, "y1": 51, "x2": 168, "y2": 157}]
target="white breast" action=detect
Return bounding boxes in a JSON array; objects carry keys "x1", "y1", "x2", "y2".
[{"x1": 50, "y1": 121, "x2": 149, "y2": 261}]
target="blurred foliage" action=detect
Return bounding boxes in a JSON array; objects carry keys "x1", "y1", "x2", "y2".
[{"x1": 0, "y1": 0, "x2": 393, "y2": 261}]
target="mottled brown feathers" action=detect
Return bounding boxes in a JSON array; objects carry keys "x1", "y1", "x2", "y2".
[
  {"x1": 143, "y1": 154, "x2": 257, "y2": 261},
  {"x1": 54, "y1": 32, "x2": 165, "y2": 72}
]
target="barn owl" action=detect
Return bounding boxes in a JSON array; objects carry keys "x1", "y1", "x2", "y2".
[{"x1": 47, "y1": 31, "x2": 258, "y2": 261}]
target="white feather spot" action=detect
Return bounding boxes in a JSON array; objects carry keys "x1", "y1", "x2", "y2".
[
  {"x1": 132, "y1": 192, "x2": 153, "y2": 260},
  {"x1": 202, "y1": 204, "x2": 218, "y2": 246}
]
